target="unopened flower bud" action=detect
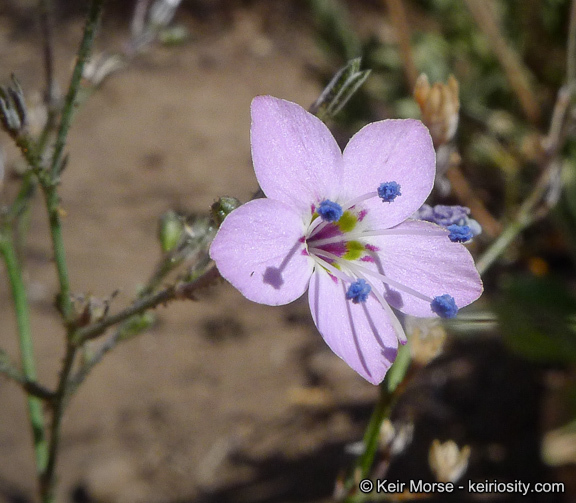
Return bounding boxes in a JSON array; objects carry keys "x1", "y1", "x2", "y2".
[
  {"x1": 0, "y1": 75, "x2": 28, "y2": 138},
  {"x1": 414, "y1": 74, "x2": 459, "y2": 147},
  {"x1": 158, "y1": 210, "x2": 185, "y2": 253},
  {"x1": 211, "y1": 196, "x2": 240, "y2": 227}
]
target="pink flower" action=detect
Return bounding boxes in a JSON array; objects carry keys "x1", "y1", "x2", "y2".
[{"x1": 210, "y1": 96, "x2": 482, "y2": 384}]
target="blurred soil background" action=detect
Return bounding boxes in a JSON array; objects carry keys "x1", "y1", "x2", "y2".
[{"x1": 0, "y1": 1, "x2": 576, "y2": 502}]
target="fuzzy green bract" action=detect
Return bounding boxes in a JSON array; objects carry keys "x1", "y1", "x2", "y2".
[{"x1": 210, "y1": 96, "x2": 482, "y2": 384}]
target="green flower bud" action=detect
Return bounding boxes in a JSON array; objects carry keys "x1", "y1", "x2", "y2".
[
  {"x1": 210, "y1": 196, "x2": 240, "y2": 227},
  {"x1": 158, "y1": 210, "x2": 184, "y2": 253}
]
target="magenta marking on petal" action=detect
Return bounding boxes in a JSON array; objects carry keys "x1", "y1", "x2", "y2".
[
  {"x1": 322, "y1": 242, "x2": 347, "y2": 257},
  {"x1": 298, "y1": 236, "x2": 306, "y2": 243},
  {"x1": 308, "y1": 222, "x2": 348, "y2": 257},
  {"x1": 328, "y1": 273, "x2": 338, "y2": 284},
  {"x1": 310, "y1": 223, "x2": 341, "y2": 241},
  {"x1": 301, "y1": 249, "x2": 309, "y2": 256},
  {"x1": 361, "y1": 256, "x2": 375, "y2": 263},
  {"x1": 357, "y1": 209, "x2": 368, "y2": 221},
  {"x1": 365, "y1": 244, "x2": 380, "y2": 252}
]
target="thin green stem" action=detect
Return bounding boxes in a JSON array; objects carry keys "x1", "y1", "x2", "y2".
[
  {"x1": 49, "y1": 0, "x2": 104, "y2": 178},
  {"x1": 40, "y1": 343, "x2": 77, "y2": 503},
  {"x1": 341, "y1": 380, "x2": 394, "y2": 501},
  {"x1": 477, "y1": 117, "x2": 567, "y2": 275},
  {"x1": 476, "y1": 218, "x2": 526, "y2": 275},
  {"x1": 8, "y1": 171, "x2": 36, "y2": 222},
  {"x1": 476, "y1": 159, "x2": 555, "y2": 275},
  {"x1": 38, "y1": 0, "x2": 104, "y2": 322},
  {"x1": 356, "y1": 383, "x2": 392, "y2": 476},
  {"x1": 44, "y1": 186, "x2": 73, "y2": 321},
  {"x1": 0, "y1": 231, "x2": 49, "y2": 476},
  {"x1": 477, "y1": 76, "x2": 576, "y2": 276}
]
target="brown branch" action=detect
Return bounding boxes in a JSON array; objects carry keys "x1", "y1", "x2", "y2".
[
  {"x1": 383, "y1": 0, "x2": 418, "y2": 90},
  {"x1": 464, "y1": 0, "x2": 540, "y2": 124}
]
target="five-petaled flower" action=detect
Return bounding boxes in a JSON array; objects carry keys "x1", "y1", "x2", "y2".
[{"x1": 210, "y1": 96, "x2": 482, "y2": 384}]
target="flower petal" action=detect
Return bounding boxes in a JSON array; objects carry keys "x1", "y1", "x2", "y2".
[
  {"x1": 210, "y1": 198, "x2": 314, "y2": 305},
  {"x1": 308, "y1": 268, "x2": 398, "y2": 384},
  {"x1": 251, "y1": 96, "x2": 342, "y2": 214},
  {"x1": 369, "y1": 220, "x2": 483, "y2": 316},
  {"x1": 342, "y1": 119, "x2": 435, "y2": 229}
]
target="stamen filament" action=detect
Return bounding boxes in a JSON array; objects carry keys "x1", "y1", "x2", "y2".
[
  {"x1": 306, "y1": 217, "x2": 330, "y2": 239},
  {"x1": 341, "y1": 191, "x2": 378, "y2": 211},
  {"x1": 361, "y1": 275, "x2": 407, "y2": 344},
  {"x1": 313, "y1": 255, "x2": 355, "y2": 284},
  {"x1": 312, "y1": 249, "x2": 407, "y2": 344},
  {"x1": 348, "y1": 260, "x2": 433, "y2": 304},
  {"x1": 311, "y1": 248, "x2": 433, "y2": 304},
  {"x1": 308, "y1": 228, "x2": 447, "y2": 249}
]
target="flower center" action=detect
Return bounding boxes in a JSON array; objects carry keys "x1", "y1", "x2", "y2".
[{"x1": 303, "y1": 181, "x2": 460, "y2": 344}]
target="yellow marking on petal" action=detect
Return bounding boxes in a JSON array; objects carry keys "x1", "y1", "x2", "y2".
[
  {"x1": 338, "y1": 211, "x2": 357, "y2": 232},
  {"x1": 344, "y1": 240, "x2": 364, "y2": 261}
]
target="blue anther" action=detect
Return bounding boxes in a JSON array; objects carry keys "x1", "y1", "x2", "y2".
[
  {"x1": 317, "y1": 200, "x2": 343, "y2": 222},
  {"x1": 430, "y1": 294, "x2": 458, "y2": 319},
  {"x1": 448, "y1": 224, "x2": 473, "y2": 243},
  {"x1": 346, "y1": 279, "x2": 372, "y2": 304},
  {"x1": 377, "y1": 181, "x2": 402, "y2": 202}
]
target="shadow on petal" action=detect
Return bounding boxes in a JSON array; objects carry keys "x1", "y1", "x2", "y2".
[
  {"x1": 263, "y1": 266, "x2": 284, "y2": 289},
  {"x1": 381, "y1": 344, "x2": 398, "y2": 363},
  {"x1": 384, "y1": 288, "x2": 403, "y2": 309},
  {"x1": 262, "y1": 240, "x2": 304, "y2": 290},
  {"x1": 362, "y1": 303, "x2": 397, "y2": 363}
]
